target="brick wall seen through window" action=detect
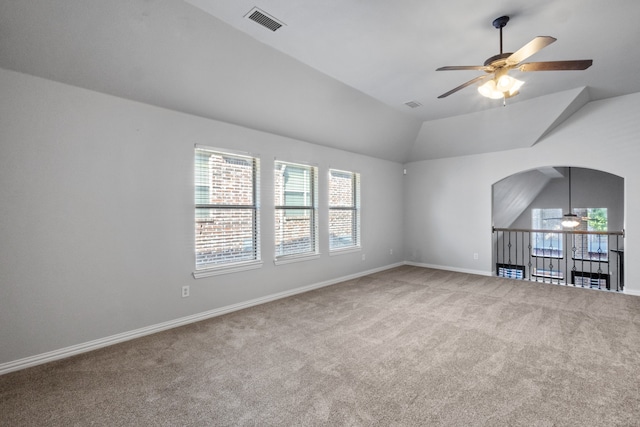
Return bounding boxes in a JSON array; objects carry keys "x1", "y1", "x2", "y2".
[
  {"x1": 329, "y1": 169, "x2": 360, "y2": 250},
  {"x1": 195, "y1": 148, "x2": 260, "y2": 270}
]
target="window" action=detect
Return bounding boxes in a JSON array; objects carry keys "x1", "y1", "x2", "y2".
[
  {"x1": 194, "y1": 147, "x2": 260, "y2": 274},
  {"x1": 496, "y1": 263, "x2": 525, "y2": 279},
  {"x1": 274, "y1": 161, "x2": 318, "y2": 260},
  {"x1": 329, "y1": 169, "x2": 360, "y2": 251},
  {"x1": 531, "y1": 208, "x2": 563, "y2": 257},
  {"x1": 573, "y1": 208, "x2": 608, "y2": 260}
]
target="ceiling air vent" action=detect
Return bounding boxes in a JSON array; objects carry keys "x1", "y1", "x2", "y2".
[
  {"x1": 404, "y1": 101, "x2": 422, "y2": 109},
  {"x1": 245, "y1": 7, "x2": 285, "y2": 32}
]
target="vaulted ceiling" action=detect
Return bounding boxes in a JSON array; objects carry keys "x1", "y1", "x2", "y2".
[{"x1": 2, "y1": 0, "x2": 639, "y2": 162}]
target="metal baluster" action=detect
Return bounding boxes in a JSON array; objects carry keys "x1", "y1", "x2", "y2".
[
  {"x1": 614, "y1": 234, "x2": 618, "y2": 291},
  {"x1": 547, "y1": 233, "x2": 554, "y2": 284},
  {"x1": 502, "y1": 231, "x2": 506, "y2": 278},
  {"x1": 596, "y1": 234, "x2": 603, "y2": 290},
  {"x1": 617, "y1": 234, "x2": 622, "y2": 291},
  {"x1": 521, "y1": 230, "x2": 525, "y2": 280},
  {"x1": 514, "y1": 231, "x2": 518, "y2": 278},
  {"x1": 528, "y1": 231, "x2": 532, "y2": 282},
  {"x1": 581, "y1": 233, "x2": 586, "y2": 287},
  {"x1": 495, "y1": 228, "x2": 499, "y2": 277},
  {"x1": 587, "y1": 235, "x2": 593, "y2": 287},
  {"x1": 564, "y1": 231, "x2": 568, "y2": 286},
  {"x1": 571, "y1": 232, "x2": 577, "y2": 287},
  {"x1": 508, "y1": 231, "x2": 512, "y2": 268},
  {"x1": 606, "y1": 234, "x2": 611, "y2": 290},
  {"x1": 537, "y1": 231, "x2": 542, "y2": 283}
]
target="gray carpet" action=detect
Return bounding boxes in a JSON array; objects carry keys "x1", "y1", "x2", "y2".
[{"x1": 2, "y1": 266, "x2": 640, "y2": 426}]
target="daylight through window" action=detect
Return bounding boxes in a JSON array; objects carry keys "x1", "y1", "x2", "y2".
[
  {"x1": 194, "y1": 147, "x2": 260, "y2": 270},
  {"x1": 329, "y1": 169, "x2": 360, "y2": 251},
  {"x1": 531, "y1": 208, "x2": 563, "y2": 257},
  {"x1": 573, "y1": 207, "x2": 608, "y2": 260},
  {"x1": 274, "y1": 161, "x2": 318, "y2": 259}
]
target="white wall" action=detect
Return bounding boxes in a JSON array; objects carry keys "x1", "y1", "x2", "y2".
[
  {"x1": 404, "y1": 91, "x2": 640, "y2": 293},
  {"x1": 0, "y1": 69, "x2": 404, "y2": 367}
]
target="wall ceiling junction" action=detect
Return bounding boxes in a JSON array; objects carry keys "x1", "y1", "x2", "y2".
[{"x1": 1, "y1": 0, "x2": 639, "y2": 162}]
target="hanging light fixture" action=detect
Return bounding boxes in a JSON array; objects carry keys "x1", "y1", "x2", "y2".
[
  {"x1": 561, "y1": 167, "x2": 581, "y2": 228},
  {"x1": 478, "y1": 70, "x2": 524, "y2": 100}
]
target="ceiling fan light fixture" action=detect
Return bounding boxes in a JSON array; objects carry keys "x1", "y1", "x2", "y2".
[
  {"x1": 508, "y1": 78, "x2": 524, "y2": 96},
  {"x1": 497, "y1": 74, "x2": 514, "y2": 90},
  {"x1": 478, "y1": 75, "x2": 524, "y2": 99},
  {"x1": 478, "y1": 80, "x2": 503, "y2": 99},
  {"x1": 561, "y1": 213, "x2": 581, "y2": 228}
]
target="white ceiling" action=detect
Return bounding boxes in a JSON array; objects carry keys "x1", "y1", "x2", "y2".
[{"x1": 2, "y1": 0, "x2": 640, "y2": 162}]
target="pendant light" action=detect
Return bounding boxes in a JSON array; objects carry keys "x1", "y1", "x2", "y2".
[{"x1": 561, "y1": 167, "x2": 580, "y2": 228}]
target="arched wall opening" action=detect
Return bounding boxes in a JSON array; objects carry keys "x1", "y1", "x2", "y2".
[{"x1": 491, "y1": 166, "x2": 624, "y2": 290}]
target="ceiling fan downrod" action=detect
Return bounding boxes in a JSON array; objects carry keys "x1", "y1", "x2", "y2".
[{"x1": 492, "y1": 16, "x2": 510, "y2": 55}]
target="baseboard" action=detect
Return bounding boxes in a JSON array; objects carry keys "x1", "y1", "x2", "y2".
[
  {"x1": 404, "y1": 261, "x2": 492, "y2": 277},
  {"x1": 624, "y1": 288, "x2": 640, "y2": 297},
  {"x1": 0, "y1": 262, "x2": 404, "y2": 376}
]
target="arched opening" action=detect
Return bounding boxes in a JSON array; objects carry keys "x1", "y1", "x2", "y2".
[{"x1": 491, "y1": 166, "x2": 625, "y2": 290}]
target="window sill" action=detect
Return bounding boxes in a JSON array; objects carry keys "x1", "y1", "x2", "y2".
[
  {"x1": 329, "y1": 246, "x2": 361, "y2": 256},
  {"x1": 193, "y1": 260, "x2": 263, "y2": 279},
  {"x1": 274, "y1": 253, "x2": 320, "y2": 266}
]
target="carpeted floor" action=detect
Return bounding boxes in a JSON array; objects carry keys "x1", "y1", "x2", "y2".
[{"x1": 2, "y1": 266, "x2": 640, "y2": 426}]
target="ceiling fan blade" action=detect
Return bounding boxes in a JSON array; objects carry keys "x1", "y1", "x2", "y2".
[
  {"x1": 436, "y1": 65, "x2": 491, "y2": 71},
  {"x1": 519, "y1": 59, "x2": 593, "y2": 71},
  {"x1": 506, "y1": 36, "x2": 556, "y2": 66},
  {"x1": 437, "y1": 74, "x2": 492, "y2": 99}
]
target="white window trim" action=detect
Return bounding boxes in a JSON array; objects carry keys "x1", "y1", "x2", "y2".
[
  {"x1": 274, "y1": 160, "x2": 319, "y2": 261},
  {"x1": 328, "y1": 168, "x2": 361, "y2": 252},
  {"x1": 195, "y1": 144, "x2": 258, "y2": 158},
  {"x1": 194, "y1": 145, "x2": 261, "y2": 273},
  {"x1": 273, "y1": 253, "x2": 321, "y2": 266},
  {"x1": 193, "y1": 260, "x2": 263, "y2": 279}
]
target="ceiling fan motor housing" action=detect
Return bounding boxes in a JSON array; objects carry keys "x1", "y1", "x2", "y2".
[{"x1": 484, "y1": 53, "x2": 513, "y2": 68}]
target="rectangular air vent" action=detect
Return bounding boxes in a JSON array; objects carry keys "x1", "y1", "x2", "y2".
[
  {"x1": 245, "y1": 7, "x2": 285, "y2": 32},
  {"x1": 404, "y1": 101, "x2": 422, "y2": 109}
]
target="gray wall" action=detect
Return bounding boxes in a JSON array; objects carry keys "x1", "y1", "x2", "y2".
[{"x1": 0, "y1": 69, "x2": 404, "y2": 366}]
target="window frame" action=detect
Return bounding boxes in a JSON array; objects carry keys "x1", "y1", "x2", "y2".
[
  {"x1": 274, "y1": 160, "x2": 319, "y2": 264},
  {"x1": 572, "y1": 207, "x2": 609, "y2": 261},
  {"x1": 193, "y1": 145, "x2": 262, "y2": 278},
  {"x1": 531, "y1": 208, "x2": 563, "y2": 258},
  {"x1": 328, "y1": 168, "x2": 361, "y2": 254}
]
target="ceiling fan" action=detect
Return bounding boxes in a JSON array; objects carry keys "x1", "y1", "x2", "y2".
[
  {"x1": 436, "y1": 16, "x2": 593, "y2": 100},
  {"x1": 543, "y1": 167, "x2": 589, "y2": 228}
]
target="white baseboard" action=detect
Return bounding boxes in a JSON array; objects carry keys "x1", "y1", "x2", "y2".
[
  {"x1": 0, "y1": 262, "x2": 404, "y2": 376},
  {"x1": 624, "y1": 288, "x2": 640, "y2": 297},
  {"x1": 404, "y1": 261, "x2": 492, "y2": 277}
]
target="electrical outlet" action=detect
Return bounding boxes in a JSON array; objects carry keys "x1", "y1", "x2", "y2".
[
  {"x1": 181, "y1": 285, "x2": 190, "y2": 298},
  {"x1": 362, "y1": 254, "x2": 366, "y2": 261},
  {"x1": 390, "y1": 248, "x2": 393, "y2": 255},
  {"x1": 473, "y1": 253, "x2": 479, "y2": 260}
]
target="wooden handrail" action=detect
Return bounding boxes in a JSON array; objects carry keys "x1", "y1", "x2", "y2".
[{"x1": 492, "y1": 227, "x2": 624, "y2": 236}]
